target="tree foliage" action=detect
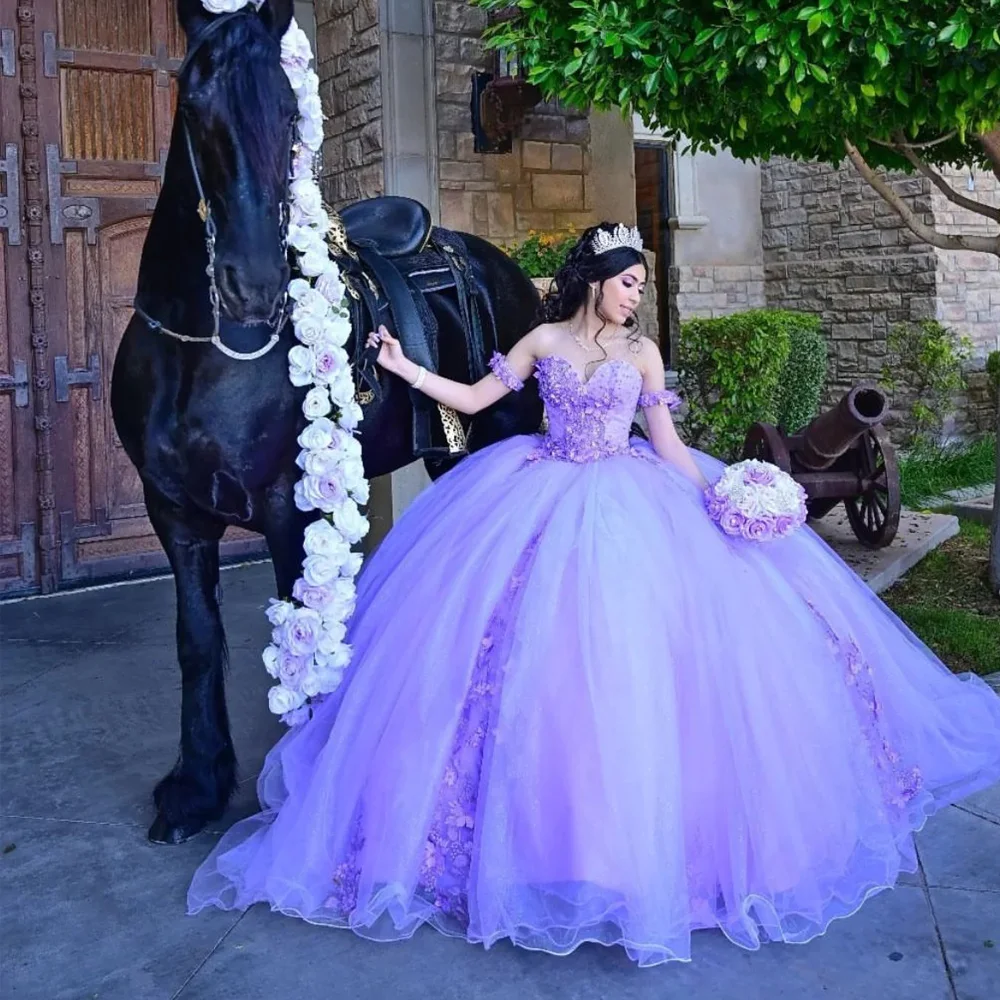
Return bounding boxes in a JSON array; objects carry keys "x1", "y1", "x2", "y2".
[
  {"x1": 478, "y1": 0, "x2": 1000, "y2": 593},
  {"x1": 480, "y1": 0, "x2": 1000, "y2": 172}
]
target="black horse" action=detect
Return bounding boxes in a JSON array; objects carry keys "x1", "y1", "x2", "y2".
[{"x1": 111, "y1": 0, "x2": 541, "y2": 844}]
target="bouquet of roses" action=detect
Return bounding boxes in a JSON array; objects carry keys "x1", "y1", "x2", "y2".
[{"x1": 704, "y1": 459, "x2": 807, "y2": 542}]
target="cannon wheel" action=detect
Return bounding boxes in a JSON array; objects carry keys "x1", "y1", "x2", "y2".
[
  {"x1": 844, "y1": 424, "x2": 900, "y2": 549},
  {"x1": 741, "y1": 422, "x2": 792, "y2": 473}
]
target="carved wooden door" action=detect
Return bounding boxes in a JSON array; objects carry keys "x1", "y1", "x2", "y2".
[
  {"x1": 0, "y1": 4, "x2": 39, "y2": 595},
  {"x1": 28, "y1": 0, "x2": 265, "y2": 589}
]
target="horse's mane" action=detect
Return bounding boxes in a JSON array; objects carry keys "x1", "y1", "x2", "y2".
[{"x1": 192, "y1": 16, "x2": 291, "y2": 188}]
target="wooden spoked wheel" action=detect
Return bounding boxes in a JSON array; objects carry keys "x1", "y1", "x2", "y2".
[
  {"x1": 741, "y1": 422, "x2": 792, "y2": 473},
  {"x1": 844, "y1": 425, "x2": 900, "y2": 549}
]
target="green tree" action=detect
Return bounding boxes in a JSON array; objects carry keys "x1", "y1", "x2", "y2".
[{"x1": 480, "y1": 0, "x2": 1000, "y2": 594}]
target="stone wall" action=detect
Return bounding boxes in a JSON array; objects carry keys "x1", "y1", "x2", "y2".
[
  {"x1": 434, "y1": 1, "x2": 594, "y2": 240},
  {"x1": 316, "y1": 1, "x2": 599, "y2": 240},
  {"x1": 935, "y1": 166, "x2": 1000, "y2": 438},
  {"x1": 671, "y1": 265, "x2": 766, "y2": 318},
  {"x1": 760, "y1": 158, "x2": 1000, "y2": 439},
  {"x1": 961, "y1": 371, "x2": 998, "y2": 437},
  {"x1": 316, "y1": 0, "x2": 384, "y2": 209},
  {"x1": 933, "y1": 165, "x2": 1000, "y2": 359},
  {"x1": 666, "y1": 264, "x2": 766, "y2": 367},
  {"x1": 761, "y1": 159, "x2": 939, "y2": 404}
]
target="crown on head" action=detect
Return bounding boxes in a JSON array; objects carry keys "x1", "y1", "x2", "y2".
[{"x1": 591, "y1": 223, "x2": 644, "y2": 256}]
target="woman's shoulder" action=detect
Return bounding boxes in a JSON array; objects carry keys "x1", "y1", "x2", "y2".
[
  {"x1": 635, "y1": 334, "x2": 663, "y2": 370},
  {"x1": 520, "y1": 322, "x2": 563, "y2": 358},
  {"x1": 527, "y1": 322, "x2": 563, "y2": 345}
]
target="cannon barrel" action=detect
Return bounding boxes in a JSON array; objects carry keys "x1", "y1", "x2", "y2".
[{"x1": 793, "y1": 383, "x2": 888, "y2": 471}]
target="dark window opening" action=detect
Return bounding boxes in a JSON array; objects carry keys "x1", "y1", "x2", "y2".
[{"x1": 634, "y1": 143, "x2": 672, "y2": 366}]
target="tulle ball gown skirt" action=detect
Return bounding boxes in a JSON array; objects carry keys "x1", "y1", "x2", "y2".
[{"x1": 188, "y1": 436, "x2": 1000, "y2": 966}]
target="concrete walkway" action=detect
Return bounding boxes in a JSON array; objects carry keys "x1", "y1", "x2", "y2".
[
  {"x1": 2, "y1": 562, "x2": 998, "y2": 1000},
  {"x1": 810, "y1": 509, "x2": 960, "y2": 594}
]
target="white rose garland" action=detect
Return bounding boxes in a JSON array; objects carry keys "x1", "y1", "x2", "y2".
[
  {"x1": 202, "y1": 0, "x2": 261, "y2": 13},
  {"x1": 199, "y1": 2, "x2": 368, "y2": 725}
]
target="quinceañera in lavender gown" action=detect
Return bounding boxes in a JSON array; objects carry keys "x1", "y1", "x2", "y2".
[{"x1": 189, "y1": 223, "x2": 1000, "y2": 966}]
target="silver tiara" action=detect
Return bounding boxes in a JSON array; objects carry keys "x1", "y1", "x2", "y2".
[{"x1": 591, "y1": 223, "x2": 643, "y2": 256}]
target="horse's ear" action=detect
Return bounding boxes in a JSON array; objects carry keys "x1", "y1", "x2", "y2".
[
  {"x1": 260, "y1": 0, "x2": 294, "y2": 40},
  {"x1": 176, "y1": 0, "x2": 213, "y2": 39}
]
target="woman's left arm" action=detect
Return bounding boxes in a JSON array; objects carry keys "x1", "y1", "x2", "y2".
[{"x1": 637, "y1": 340, "x2": 710, "y2": 489}]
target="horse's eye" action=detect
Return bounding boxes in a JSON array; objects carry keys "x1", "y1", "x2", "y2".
[{"x1": 178, "y1": 93, "x2": 203, "y2": 116}]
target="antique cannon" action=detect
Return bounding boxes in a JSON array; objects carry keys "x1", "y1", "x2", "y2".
[{"x1": 742, "y1": 383, "x2": 901, "y2": 548}]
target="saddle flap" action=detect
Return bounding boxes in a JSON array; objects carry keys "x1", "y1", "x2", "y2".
[{"x1": 340, "y1": 196, "x2": 432, "y2": 259}]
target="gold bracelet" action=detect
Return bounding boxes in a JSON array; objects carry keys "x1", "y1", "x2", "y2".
[{"x1": 411, "y1": 365, "x2": 427, "y2": 390}]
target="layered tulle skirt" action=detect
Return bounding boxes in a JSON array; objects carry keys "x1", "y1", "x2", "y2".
[{"x1": 188, "y1": 435, "x2": 1000, "y2": 965}]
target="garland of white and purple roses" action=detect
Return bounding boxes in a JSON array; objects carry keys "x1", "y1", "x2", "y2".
[{"x1": 202, "y1": 2, "x2": 368, "y2": 726}]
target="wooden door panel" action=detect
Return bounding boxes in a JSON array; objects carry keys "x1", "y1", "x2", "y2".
[
  {"x1": 40, "y1": 0, "x2": 266, "y2": 585},
  {"x1": 634, "y1": 144, "x2": 672, "y2": 364},
  {"x1": 58, "y1": 213, "x2": 266, "y2": 582},
  {"x1": 61, "y1": 69, "x2": 157, "y2": 162},
  {"x1": 0, "y1": 229, "x2": 38, "y2": 595},
  {"x1": 58, "y1": 0, "x2": 153, "y2": 53},
  {"x1": 0, "y1": 10, "x2": 39, "y2": 596}
]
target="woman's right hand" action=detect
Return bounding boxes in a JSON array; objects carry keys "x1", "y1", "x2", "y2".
[{"x1": 366, "y1": 325, "x2": 409, "y2": 377}]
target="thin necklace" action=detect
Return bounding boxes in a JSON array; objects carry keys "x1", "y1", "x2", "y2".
[{"x1": 570, "y1": 319, "x2": 602, "y2": 353}]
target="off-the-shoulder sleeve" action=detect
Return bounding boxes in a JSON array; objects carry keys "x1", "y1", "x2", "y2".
[
  {"x1": 489, "y1": 351, "x2": 525, "y2": 392},
  {"x1": 637, "y1": 388, "x2": 682, "y2": 410}
]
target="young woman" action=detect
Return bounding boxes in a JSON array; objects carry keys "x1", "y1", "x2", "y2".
[{"x1": 189, "y1": 223, "x2": 1000, "y2": 966}]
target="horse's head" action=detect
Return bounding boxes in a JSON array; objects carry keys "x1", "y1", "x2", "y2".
[{"x1": 175, "y1": 0, "x2": 297, "y2": 324}]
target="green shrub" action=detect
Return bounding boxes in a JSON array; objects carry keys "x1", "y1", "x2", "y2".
[
  {"x1": 773, "y1": 314, "x2": 828, "y2": 433},
  {"x1": 881, "y1": 320, "x2": 972, "y2": 447},
  {"x1": 678, "y1": 310, "x2": 797, "y2": 460},
  {"x1": 499, "y1": 230, "x2": 578, "y2": 278},
  {"x1": 986, "y1": 350, "x2": 1000, "y2": 400}
]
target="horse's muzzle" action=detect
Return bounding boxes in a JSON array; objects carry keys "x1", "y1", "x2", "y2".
[{"x1": 216, "y1": 258, "x2": 290, "y2": 326}]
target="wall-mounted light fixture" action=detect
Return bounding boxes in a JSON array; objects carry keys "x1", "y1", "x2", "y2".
[{"x1": 470, "y1": 6, "x2": 541, "y2": 154}]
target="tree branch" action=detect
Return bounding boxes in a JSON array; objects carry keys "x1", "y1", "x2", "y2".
[
  {"x1": 889, "y1": 130, "x2": 1000, "y2": 224},
  {"x1": 842, "y1": 138, "x2": 1000, "y2": 255},
  {"x1": 868, "y1": 131, "x2": 957, "y2": 151},
  {"x1": 977, "y1": 128, "x2": 1000, "y2": 183}
]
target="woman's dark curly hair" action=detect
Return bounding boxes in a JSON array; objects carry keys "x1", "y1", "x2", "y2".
[{"x1": 536, "y1": 223, "x2": 647, "y2": 354}]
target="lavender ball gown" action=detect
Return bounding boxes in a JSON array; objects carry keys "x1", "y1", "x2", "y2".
[{"x1": 188, "y1": 353, "x2": 1000, "y2": 966}]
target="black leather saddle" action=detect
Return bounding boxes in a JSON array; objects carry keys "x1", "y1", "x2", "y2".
[
  {"x1": 340, "y1": 196, "x2": 432, "y2": 259},
  {"x1": 331, "y1": 196, "x2": 496, "y2": 459}
]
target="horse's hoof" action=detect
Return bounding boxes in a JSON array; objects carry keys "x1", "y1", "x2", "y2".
[{"x1": 147, "y1": 812, "x2": 207, "y2": 845}]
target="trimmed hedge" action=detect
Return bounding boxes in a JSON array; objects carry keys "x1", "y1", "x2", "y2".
[{"x1": 678, "y1": 309, "x2": 827, "y2": 459}]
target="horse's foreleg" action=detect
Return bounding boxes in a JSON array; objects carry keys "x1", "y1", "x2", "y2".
[
  {"x1": 145, "y1": 489, "x2": 235, "y2": 844},
  {"x1": 263, "y1": 474, "x2": 309, "y2": 599}
]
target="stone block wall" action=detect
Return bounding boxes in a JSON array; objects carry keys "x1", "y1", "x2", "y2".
[
  {"x1": 761, "y1": 158, "x2": 1000, "y2": 439},
  {"x1": 671, "y1": 265, "x2": 766, "y2": 318},
  {"x1": 961, "y1": 371, "x2": 998, "y2": 437},
  {"x1": 933, "y1": 165, "x2": 1000, "y2": 360},
  {"x1": 434, "y1": 1, "x2": 594, "y2": 240},
  {"x1": 316, "y1": 0, "x2": 384, "y2": 209},
  {"x1": 316, "y1": 1, "x2": 599, "y2": 241},
  {"x1": 760, "y1": 159, "x2": 939, "y2": 404},
  {"x1": 666, "y1": 265, "x2": 766, "y2": 365},
  {"x1": 942, "y1": 165, "x2": 1000, "y2": 436}
]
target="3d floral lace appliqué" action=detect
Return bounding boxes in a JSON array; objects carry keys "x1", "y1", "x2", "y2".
[{"x1": 326, "y1": 533, "x2": 543, "y2": 922}]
